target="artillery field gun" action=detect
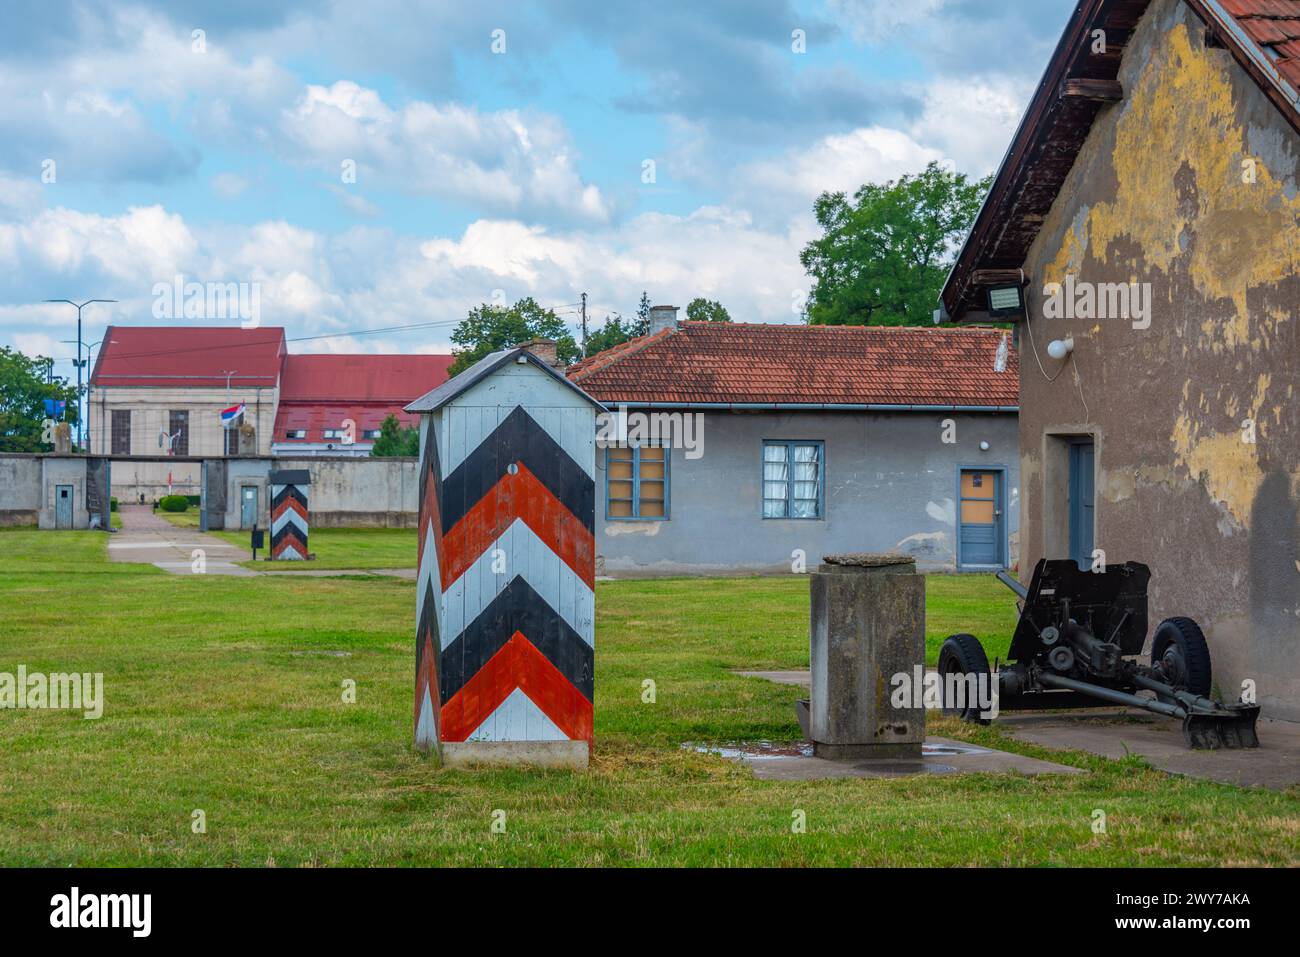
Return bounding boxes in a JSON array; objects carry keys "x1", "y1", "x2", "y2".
[{"x1": 939, "y1": 560, "x2": 1261, "y2": 749}]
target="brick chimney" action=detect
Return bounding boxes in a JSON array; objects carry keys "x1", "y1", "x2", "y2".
[
  {"x1": 648, "y1": 304, "x2": 679, "y2": 336},
  {"x1": 517, "y1": 338, "x2": 559, "y2": 368}
]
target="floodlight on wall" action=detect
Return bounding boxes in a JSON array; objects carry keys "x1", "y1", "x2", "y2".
[
  {"x1": 1046, "y1": 337, "x2": 1074, "y2": 360},
  {"x1": 986, "y1": 285, "x2": 1025, "y2": 319}
]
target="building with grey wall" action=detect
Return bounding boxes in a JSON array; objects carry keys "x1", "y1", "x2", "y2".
[{"x1": 567, "y1": 317, "x2": 1020, "y2": 576}]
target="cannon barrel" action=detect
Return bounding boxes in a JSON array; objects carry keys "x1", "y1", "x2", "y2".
[{"x1": 996, "y1": 569, "x2": 1028, "y2": 600}]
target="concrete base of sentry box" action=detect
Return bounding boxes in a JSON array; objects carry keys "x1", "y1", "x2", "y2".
[{"x1": 441, "y1": 740, "x2": 589, "y2": 770}]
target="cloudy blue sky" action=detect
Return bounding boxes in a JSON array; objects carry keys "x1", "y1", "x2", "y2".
[{"x1": 0, "y1": 0, "x2": 1076, "y2": 376}]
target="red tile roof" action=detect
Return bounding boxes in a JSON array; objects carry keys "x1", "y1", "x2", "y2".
[
  {"x1": 274, "y1": 353, "x2": 453, "y2": 444},
  {"x1": 1221, "y1": 0, "x2": 1300, "y2": 89},
  {"x1": 567, "y1": 323, "x2": 1019, "y2": 408},
  {"x1": 279, "y1": 354, "x2": 454, "y2": 402},
  {"x1": 90, "y1": 326, "x2": 287, "y2": 388}
]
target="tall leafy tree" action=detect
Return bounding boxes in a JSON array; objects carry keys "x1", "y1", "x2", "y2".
[
  {"x1": 685, "y1": 298, "x2": 732, "y2": 323},
  {"x1": 800, "y1": 162, "x2": 990, "y2": 326},
  {"x1": 0, "y1": 347, "x2": 78, "y2": 452},
  {"x1": 447, "y1": 297, "x2": 580, "y2": 376},
  {"x1": 584, "y1": 314, "x2": 637, "y2": 358},
  {"x1": 369, "y1": 413, "x2": 419, "y2": 457},
  {"x1": 635, "y1": 291, "x2": 652, "y2": 335}
]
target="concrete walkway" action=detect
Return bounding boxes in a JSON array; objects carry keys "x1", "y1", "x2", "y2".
[
  {"x1": 1001, "y1": 710, "x2": 1300, "y2": 791},
  {"x1": 737, "y1": 669, "x2": 1299, "y2": 789},
  {"x1": 108, "y1": 505, "x2": 256, "y2": 576}
]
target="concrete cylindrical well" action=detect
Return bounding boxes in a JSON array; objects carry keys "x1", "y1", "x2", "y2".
[{"x1": 808, "y1": 553, "x2": 925, "y2": 760}]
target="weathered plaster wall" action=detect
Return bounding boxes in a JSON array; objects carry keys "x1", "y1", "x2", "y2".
[
  {"x1": 596, "y1": 410, "x2": 1020, "y2": 576},
  {"x1": 1019, "y1": 0, "x2": 1299, "y2": 719}
]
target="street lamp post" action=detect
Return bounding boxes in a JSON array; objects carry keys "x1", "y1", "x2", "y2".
[{"x1": 46, "y1": 299, "x2": 117, "y2": 450}]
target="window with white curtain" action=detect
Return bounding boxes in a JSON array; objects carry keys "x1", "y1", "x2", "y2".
[{"x1": 763, "y1": 441, "x2": 824, "y2": 519}]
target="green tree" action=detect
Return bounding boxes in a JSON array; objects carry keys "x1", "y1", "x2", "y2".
[
  {"x1": 369, "y1": 413, "x2": 420, "y2": 457},
  {"x1": 685, "y1": 298, "x2": 732, "y2": 323},
  {"x1": 0, "y1": 347, "x2": 78, "y2": 452},
  {"x1": 447, "y1": 297, "x2": 580, "y2": 376},
  {"x1": 799, "y1": 162, "x2": 990, "y2": 326},
  {"x1": 635, "y1": 291, "x2": 652, "y2": 335},
  {"x1": 584, "y1": 314, "x2": 637, "y2": 358}
]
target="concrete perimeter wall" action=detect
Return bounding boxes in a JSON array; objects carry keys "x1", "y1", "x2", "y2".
[
  {"x1": 0, "y1": 456, "x2": 42, "y2": 526},
  {"x1": 0, "y1": 454, "x2": 419, "y2": 529}
]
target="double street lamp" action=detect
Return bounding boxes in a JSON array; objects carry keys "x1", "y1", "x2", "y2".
[{"x1": 45, "y1": 299, "x2": 117, "y2": 450}]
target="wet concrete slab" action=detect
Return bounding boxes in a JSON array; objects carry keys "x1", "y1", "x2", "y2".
[
  {"x1": 690, "y1": 737, "x2": 1082, "y2": 781},
  {"x1": 1000, "y1": 709, "x2": 1300, "y2": 791},
  {"x1": 736, "y1": 669, "x2": 1299, "y2": 790},
  {"x1": 734, "y1": 670, "x2": 811, "y2": 687}
]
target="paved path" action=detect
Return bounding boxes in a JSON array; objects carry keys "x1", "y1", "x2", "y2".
[
  {"x1": 738, "y1": 670, "x2": 1297, "y2": 789},
  {"x1": 1001, "y1": 710, "x2": 1300, "y2": 791},
  {"x1": 108, "y1": 505, "x2": 256, "y2": 576}
]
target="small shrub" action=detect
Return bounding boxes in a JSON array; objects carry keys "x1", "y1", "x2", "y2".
[
  {"x1": 159, "y1": 495, "x2": 189, "y2": 513},
  {"x1": 109, "y1": 497, "x2": 118, "y2": 512}
]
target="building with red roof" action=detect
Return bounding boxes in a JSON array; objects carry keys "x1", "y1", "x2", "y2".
[
  {"x1": 89, "y1": 326, "x2": 287, "y2": 462},
  {"x1": 87, "y1": 325, "x2": 452, "y2": 498},
  {"x1": 272, "y1": 354, "x2": 455, "y2": 455},
  {"x1": 565, "y1": 309, "x2": 1020, "y2": 576}
]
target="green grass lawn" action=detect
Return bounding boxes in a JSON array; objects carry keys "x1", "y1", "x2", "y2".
[
  {"x1": 0, "y1": 527, "x2": 1294, "y2": 866},
  {"x1": 159, "y1": 510, "x2": 417, "y2": 569}
]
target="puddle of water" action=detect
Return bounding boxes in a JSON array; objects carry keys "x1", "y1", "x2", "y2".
[
  {"x1": 687, "y1": 741, "x2": 813, "y2": 760},
  {"x1": 686, "y1": 740, "x2": 986, "y2": 761}
]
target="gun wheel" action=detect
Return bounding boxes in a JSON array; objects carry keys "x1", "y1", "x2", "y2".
[
  {"x1": 937, "y1": 633, "x2": 991, "y2": 724},
  {"x1": 1150, "y1": 617, "x2": 1212, "y2": 700}
]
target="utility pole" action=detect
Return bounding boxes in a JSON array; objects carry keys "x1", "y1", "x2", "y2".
[
  {"x1": 580, "y1": 292, "x2": 588, "y2": 358},
  {"x1": 45, "y1": 298, "x2": 116, "y2": 450}
]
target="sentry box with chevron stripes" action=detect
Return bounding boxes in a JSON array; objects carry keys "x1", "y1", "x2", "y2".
[
  {"x1": 404, "y1": 347, "x2": 605, "y2": 769},
  {"x1": 268, "y1": 470, "x2": 311, "y2": 561}
]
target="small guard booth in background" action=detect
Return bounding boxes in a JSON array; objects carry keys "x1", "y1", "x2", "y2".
[
  {"x1": 268, "y1": 469, "x2": 310, "y2": 560},
  {"x1": 405, "y1": 347, "x2": 604, "y2": 769}
]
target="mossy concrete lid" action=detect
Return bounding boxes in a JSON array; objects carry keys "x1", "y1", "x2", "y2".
[{"x1": 822, "y1": 553, "x2": 915, "y2": 567}]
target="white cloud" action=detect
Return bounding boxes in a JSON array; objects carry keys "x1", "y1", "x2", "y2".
[
  {"x1": 827, "y1": 0, "x2": 949, "y2": 44},
  {"x1": 737, "y1": 126, "x2": 947, "y2": 214},
  {"x1": 910, "y1": 78, "x2": 1030, "y2": 175},
  {"x1": 280, "y1": 80, "x2": 611, "y2": 224}
]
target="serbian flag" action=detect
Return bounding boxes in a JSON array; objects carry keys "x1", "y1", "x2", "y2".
[{"x1": 220, "y1": 403, "x2": 246, "y2": 428}]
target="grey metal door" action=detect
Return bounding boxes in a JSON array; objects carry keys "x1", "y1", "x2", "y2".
[
  {"x1": 958, "y1": 469, "x2": 1003, "y2": 567},
  {"x1": 240, "y1": 486, "x2": 257, "y2": 528},
  {"x1": 55, "y1": 485, "x2": 73, "y2": 529},
  {"x1": 1069, "y1": 441, "x2": 1095, "y2": 568}
]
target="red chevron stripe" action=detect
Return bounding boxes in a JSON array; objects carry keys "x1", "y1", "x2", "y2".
[
  {"x1": 418, "y1": 463, "x2": 444, "y2": 582},
  {"x1": 271, "y1": 496, "x2": 308, "y2": 522},
  {"x1": 414, "y1": 631, "x2": 440, "y2": 732},
  {"x1": 272, "y1": 528, "x2": 308, "y2": 557},
  {"x1": 440, "y1": 631, "x2": 593, "y2": 743},
  {"x1": 441, "y1": 463, "x2": 594, "y2": 590}
]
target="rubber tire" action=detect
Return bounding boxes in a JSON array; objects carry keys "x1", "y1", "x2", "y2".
[
  {"x1": 937, "y1": 633, "x2": 992, "y2": 723},
  {"x1": 1150, "y1": 617, "x2": 1212, "y2": 699}
]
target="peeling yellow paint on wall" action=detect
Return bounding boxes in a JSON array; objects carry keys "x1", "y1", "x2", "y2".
[
  {"x1": 1169, "y1": 373, "x2": 1272, "y2": 528},
  {"x1": 1043, "y1": 23, "x2": 1298, "y2": 352}
]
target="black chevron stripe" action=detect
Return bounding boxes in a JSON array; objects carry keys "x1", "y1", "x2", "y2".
[
  {"x1": 416, "y1": 576, "x2": 441, "y2": 678},
  {"x1": 270, "y1": 524, "x2": 308, "y2": 550},
  {"x1": 419, "y1": 416, "x2": 442, "y2": 522},
  {"x1": 440, "y1": 406, "x2": 594, "y2": 535},
  {"x1": 270, "y1": 484, "x2": 308, "y2": 512},
  {"x1": 439, "y1": 575, "x2": 593, "y2": 704}
]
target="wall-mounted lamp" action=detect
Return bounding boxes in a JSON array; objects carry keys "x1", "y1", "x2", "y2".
[
  {"x1": 979, "y1": 441, "x2": 991, "y2": 452},
  {"x1": 1046, "y1": 337, "x2": 1074, "y2": 360},
  {"x1": 986, "y1": 285, "x2": 1025, "y2": 319}
]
